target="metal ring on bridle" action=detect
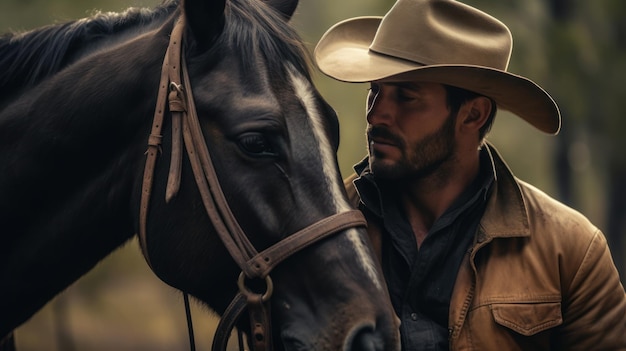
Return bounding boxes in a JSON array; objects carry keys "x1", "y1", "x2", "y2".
[
  {"x1": 170, "y1": 82, "x2": 183, "y2": 93},
  {"x1": 237, "y1": 272, "x2": 274, "y2": 302}
]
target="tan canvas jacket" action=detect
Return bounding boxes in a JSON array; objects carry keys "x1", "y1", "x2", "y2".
[{"x1": 345, "y1": 144, "x2": 626, "y2": 350}]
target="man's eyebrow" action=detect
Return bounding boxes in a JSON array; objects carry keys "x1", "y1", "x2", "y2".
[{"x1": 386, "y1": 82, "x2": 422, "y2": 91}]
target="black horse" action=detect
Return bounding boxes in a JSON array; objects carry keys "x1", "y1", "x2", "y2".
[{"x1": 0, "y1": 0, "x2": 401, "y2": 350}]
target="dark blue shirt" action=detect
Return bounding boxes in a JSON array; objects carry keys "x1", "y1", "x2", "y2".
[{"x1": 352, "y1": 149, "x2": 494, "y2": 351}]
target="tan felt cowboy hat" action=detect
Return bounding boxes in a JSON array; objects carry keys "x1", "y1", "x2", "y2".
[{"x1": 314, "y1": 0, "x2": 561, "y2": 134}]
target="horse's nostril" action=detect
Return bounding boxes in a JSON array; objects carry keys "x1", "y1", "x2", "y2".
[{"x1": 346, "y1": 325, "x2": 383, "y2": 351}]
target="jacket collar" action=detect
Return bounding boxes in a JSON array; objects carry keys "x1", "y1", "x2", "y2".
[{"x1": 479, "y1": 142, "x2": 531, "y2": 241}]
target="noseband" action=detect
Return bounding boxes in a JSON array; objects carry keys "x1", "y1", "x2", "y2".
[{"x1": 139, "y1": 16, "x2": 367, "y2": 351}]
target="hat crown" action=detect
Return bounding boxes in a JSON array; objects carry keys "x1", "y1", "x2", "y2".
[{"x1": 370, "y1": 0, "x2": 512, "y2": 71}]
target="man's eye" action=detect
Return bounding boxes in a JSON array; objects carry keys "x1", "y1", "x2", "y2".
[
  {"x1": 397, "y1": 93, "x2": 415, "y2": 102},
  {"x1": 238, "y1": 133, "x2": 277, "y2": 157},
  {"x1": 397, "y1": 88, "x2": 418, "y2": 102}
]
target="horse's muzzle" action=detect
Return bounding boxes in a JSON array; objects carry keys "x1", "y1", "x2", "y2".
[{"x1": 344, "y1": 321, "x2": 401, "y2": 351}]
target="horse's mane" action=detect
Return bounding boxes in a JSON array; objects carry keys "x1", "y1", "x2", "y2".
[
  {"x1": 0, "y1": 0, "x2": 178, "y2": 96},
  {"x1": 198, "y1": 0, "x2": 313, "y2": 81},
  {"x1": 0, "y1": 0, "x2": 310, "y2": 101}
]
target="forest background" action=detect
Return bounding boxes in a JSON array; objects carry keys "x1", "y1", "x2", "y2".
[{"x1": 1, "y1": 0, "x2": 624, "y2": 350}]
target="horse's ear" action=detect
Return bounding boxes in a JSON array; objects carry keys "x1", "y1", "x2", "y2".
[
  {"x1": 263, "y1": 0, "x2": 299, "y2": 20},
  {"x1": 182, "y1": 0, "x2": 226, "y2": 51}
]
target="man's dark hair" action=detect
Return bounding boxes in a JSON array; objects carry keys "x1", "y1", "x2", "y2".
[{"x1": 444, "y1": 85, "x2": 497, "y2": 140}]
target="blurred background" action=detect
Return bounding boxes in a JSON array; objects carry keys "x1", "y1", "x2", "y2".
[{"x1": 1, "y1": 0, "x2": 624, "y2": 349}]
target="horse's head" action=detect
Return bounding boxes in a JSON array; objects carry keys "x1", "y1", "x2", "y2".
[{"x1": 139, "y1": 0, "x2": 400, "y2": 350}]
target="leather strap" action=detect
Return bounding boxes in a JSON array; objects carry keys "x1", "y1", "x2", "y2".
[
  {"x1": 165, "y1": 87, "x2": 184, "y2": 203},
  {"x1": 247, "y1": 294, "x2": 273, "y2": 351},
  {"x1": 244, "y1": 210, "x2": 366, "y2": 278},
  {"x1": 139, "y1": 17, "x2": 186, "y2": 267},
  {"x1": 212, "y1": 293, "x2": 247, "y2": 351}
]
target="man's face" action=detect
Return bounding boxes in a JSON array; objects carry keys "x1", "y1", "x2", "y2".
[{"x1": 366, "y1": 81, "x2": 458, "y2": 180}]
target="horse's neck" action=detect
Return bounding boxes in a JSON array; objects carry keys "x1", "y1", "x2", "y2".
[
  {"x1": 0, "y1": 29, "x2": 170, "y2": 335},
  {"x1": 1, "y1": 25, "x2": 171, "y2": 224}
]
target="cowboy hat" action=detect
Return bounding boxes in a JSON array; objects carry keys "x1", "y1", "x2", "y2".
[{"x1": 314, "y1": 0, "x2": 561, "y2": 134}]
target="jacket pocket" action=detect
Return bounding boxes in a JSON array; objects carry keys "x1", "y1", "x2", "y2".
[{"x1": 491, "y1": 302, "x2": 563, "y2": 336}]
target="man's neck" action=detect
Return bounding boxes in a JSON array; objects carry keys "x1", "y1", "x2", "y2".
[{"x1": 400, "y1": 151, "x2": 480, "y2": 247}]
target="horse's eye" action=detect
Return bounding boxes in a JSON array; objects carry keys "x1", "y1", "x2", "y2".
[{"x1": 238, "y1": 133, "x2": 277, "y2": 157}]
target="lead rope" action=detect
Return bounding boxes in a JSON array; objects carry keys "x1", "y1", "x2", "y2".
[
  {"x1": 238, "y1": 329, "x2": 246, "y2": 350},
  {"x1": 183, "y1": 293, "x2": 196, "y2": 351}
]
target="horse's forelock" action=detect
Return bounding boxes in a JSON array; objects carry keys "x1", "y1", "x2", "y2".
[{"x1": 216, "y1": 0, "x2": 311, "y2": 81}]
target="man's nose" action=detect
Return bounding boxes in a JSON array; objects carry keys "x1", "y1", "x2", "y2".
[{"x1": 366, "y1": 89, "x2": 394, "y2": 126}]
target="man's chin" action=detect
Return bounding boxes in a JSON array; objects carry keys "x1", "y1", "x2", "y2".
[{"x1": 369, "y1": 158, "x2": 405, "y2": 180}]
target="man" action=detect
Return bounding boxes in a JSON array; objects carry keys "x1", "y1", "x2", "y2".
[{"x1": 314, "y1": 0, "x2": 626, "y2": 350}]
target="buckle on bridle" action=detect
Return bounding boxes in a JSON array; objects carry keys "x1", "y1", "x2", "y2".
[{"x1": 237, "y1": 272, "x2": 274, "y2": 302}]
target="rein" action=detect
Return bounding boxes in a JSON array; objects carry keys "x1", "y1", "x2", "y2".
[{"x1": 138, "y1": 16, "x2": 367, "y2": 351}]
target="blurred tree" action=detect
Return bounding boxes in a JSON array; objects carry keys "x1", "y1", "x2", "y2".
[
  {"x1": 548, "y1": 0, "x2": 572, "y2": 20},
  {"x1": 542, "y1": 0, "x2": 626, "y2": 278},
  {"x1": 580, "y1": 0, "x2": 626, "y2": 278}
]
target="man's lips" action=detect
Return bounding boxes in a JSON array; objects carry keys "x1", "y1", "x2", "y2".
[
  {"x1": 370, "y1": 137, "x2": 397, "y2": 147},
  {"x1": 369, "y1": 138, "x2": 400, "y2": 155}
]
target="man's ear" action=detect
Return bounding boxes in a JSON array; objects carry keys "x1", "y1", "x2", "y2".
[{"x1": 460, "y1": 96, "x2": 492, "y2": 132}]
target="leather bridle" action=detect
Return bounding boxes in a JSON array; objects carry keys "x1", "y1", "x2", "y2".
[{"x1": 138, "y1": 16, "x2": 367, "y2": 351}]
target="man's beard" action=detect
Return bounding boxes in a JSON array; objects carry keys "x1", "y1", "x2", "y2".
[{"x1": 367, "y1": 112, "x2": 457, "y2": 181}]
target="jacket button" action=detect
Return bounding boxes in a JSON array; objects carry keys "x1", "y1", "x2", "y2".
[{"x1": 410, "y1": 313, "x2": 418, "y2": 321}]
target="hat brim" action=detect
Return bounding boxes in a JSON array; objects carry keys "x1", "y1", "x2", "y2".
[{"x1": 314, "y1": 17, "x2": 561, "y2": 135}]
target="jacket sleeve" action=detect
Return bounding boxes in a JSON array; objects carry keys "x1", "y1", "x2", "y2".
[{"x1": 560, "y1": 229, "x2": 626, "y2": 350}]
